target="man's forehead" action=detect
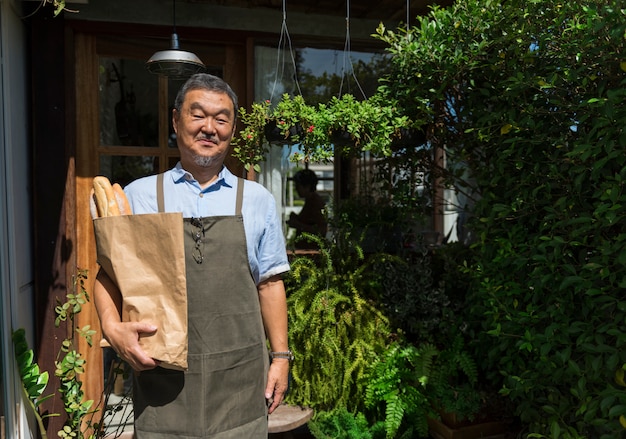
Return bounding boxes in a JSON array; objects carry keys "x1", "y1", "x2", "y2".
[{"x1": 182, "y1": 90, "x2": 234, "y2": 111}]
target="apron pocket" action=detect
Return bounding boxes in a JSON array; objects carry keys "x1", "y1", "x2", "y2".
[
  {"x1": 133, "y1": 367, "x2": 198, "y2": 435},
  {"x1": 200, "y1": 343, "x2": 268, "y2": 435}
]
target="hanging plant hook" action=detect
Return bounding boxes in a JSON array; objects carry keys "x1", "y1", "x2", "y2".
[
  {"x1": 270, "y1": 0, "x2": 303, "y2": 102},
  {"x1": 339, "y1": 0, "x2": 367, "y2": 100}
]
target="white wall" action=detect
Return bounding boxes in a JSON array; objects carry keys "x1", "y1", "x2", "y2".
[{"x1": 0, "y1": 0, "x2": 36, "y2": 437}]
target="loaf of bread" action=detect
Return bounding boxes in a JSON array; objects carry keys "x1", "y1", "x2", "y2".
[
  {"x1": 112, "y1": 183, "x2": 132, "y2": 215},
  {"x1": 91, "y1": 176, "x2": 132, "y2": 219}
]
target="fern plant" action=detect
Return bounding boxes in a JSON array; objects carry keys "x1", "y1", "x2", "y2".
[
  {"x1": 308, "y1": 407, "x2": 376, "y2": 439},
  {"x1": 365, "y1": 336, "x2": 481, "y2": 439},
  {"x1": 285, "y1": 233, "x2": 391, "y2": 413},
  {"x1": 364, "y1": 342, "x2": 439, "y2": 438},
  {"x1": 428, "y1": 334, "x2": 481, "y2": 423}
]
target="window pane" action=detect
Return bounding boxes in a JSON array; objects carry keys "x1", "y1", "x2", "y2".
[
  {"x1": 99, "y1": 155, "x2": 159, "y2": 187},
  {"x1": 99, "y1": 57, "x2": 159, "y2": 147},
  {"x1": 254, "y1": 46, "x2": 387, "y2": 104}
]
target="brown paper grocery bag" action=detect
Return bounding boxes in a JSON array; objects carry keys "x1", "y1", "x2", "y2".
[{"x1": 93, "y1": 212, "x2": 188, "y2": 371}]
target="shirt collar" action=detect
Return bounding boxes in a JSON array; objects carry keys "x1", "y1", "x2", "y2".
[{"x1": 171, "y1": 161, "x2": 235, "y2": 191}]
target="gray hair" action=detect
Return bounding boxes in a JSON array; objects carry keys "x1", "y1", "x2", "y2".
[{"x1": 173, "y1": 73, "x2": 238, "y2": 121}]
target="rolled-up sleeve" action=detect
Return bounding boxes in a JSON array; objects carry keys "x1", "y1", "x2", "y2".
[{"x1": 243, "y1": 185, "x2": 290, "y2": 285}]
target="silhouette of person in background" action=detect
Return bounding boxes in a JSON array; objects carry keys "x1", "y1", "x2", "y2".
[{"x1": 286, "y1": 169, "x2": 327, "y2": 249}]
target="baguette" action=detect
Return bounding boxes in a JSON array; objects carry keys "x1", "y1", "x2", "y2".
[
  {"x1": 112, "y1": 183, "x2": 132, "y2": 215},
  {"x1": 89, "y1": 188, "x2": 99, "y2": 220},
  {"x1": 92, "y1": 176, "x2": 133, "y2": 218},
  {"x1": 93, "y1": 176, "x2": 120, "y2": 217}
]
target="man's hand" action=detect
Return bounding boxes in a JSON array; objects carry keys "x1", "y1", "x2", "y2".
[
  {"x1": 95, "y1": 268, "x2": 160, "y2": 372},
  {"x1": 104, "y1": 321, "x2": 160, "y2": 371},
  {"x1": 265, "y1": 359, "x2": 290, "y2": 414}
]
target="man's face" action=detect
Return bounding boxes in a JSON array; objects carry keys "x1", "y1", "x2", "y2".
[{"x1": 172, "y1": 89, "x2": 236, "y2": 169}]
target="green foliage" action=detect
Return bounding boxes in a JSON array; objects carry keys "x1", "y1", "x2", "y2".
[
  {"x1": 308, "y1": 407, "x2": 377, "y2": 439},
  {"x1": 54, "y1": 268, "x2": 99, "y2": 438},
  {"x1": 30, "y1": 0, "x2": 77, "y2": 17},
  {"x1": 375, "y1": 0, "x2": 626, "y2": 436},
  {"x1": 231, "y1": 92, "x2": 416, "y2": 169},
  {"x1": 12, "y1": 328, "x2": 57, "y2": 439},
  {"x1": 323, "y1": 94, "x2": 412, "y2": 158},
  {"x1": 13, "y1": 268, "x2": 101, "y2": 439},
  {"x1": 284, "y1": 233, "x2": 392, "y2": 412},
  {"x1": 231, "y1": 99, "x2": 271, "y2": 173},
  {"x1": 370, "y1": 250, "x2": 452, "y2": 343},
  {"x1": 364, "y1": 337, "x2": 480, "y2": 439},
  {"x1": 364, "y1": 342, "x2": 437, "y2": 438}
]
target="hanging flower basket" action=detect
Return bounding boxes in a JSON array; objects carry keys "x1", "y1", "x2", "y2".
[
  {"x1": 264, "y1": 119, "x2": 304, "y2": 145},
  {"x1": 330, "y1": 129, "x2": 354, "y2": 147}
]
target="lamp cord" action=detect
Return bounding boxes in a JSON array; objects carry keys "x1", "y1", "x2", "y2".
[{"x1": 172, "y1": 0, "x2": 177, "y2": 34}]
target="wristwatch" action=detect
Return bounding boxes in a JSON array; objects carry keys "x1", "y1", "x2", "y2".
[{"x1": 270, "y1": 350, "x2": 294, "y2": 361}]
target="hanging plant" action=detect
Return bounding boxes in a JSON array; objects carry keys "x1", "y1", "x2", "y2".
[
  {"x1": 263, "y1": 119, "x2": 303, "y2": 144},
  {"x1": 231, "y1": 99, "x2": 272, "y2": 173},
  {"x1": 264, "y1": 94, "x2": 335, "y2": 164},
  {"x1": 233, "y1": 93, "x2": 420, "y2": 169},
  {"x1": 326, "y1": 94, "x2": 415, "y2": 157}
]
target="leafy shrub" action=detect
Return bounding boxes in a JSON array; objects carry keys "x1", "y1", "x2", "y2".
[
  {"x1": 284, "y1": 234, "x2": 392, "y2": 412},
  {"x1": 375, "y1": 0, "x2": 626, "y2": 437},
  {"x1": 364, "y1": 337, "x2": 480, "y2": 439},
  {"x1": 308, "y1": 407, "x2": 379, "y2": 439}
]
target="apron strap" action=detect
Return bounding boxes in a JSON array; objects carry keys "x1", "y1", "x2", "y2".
[
  {"x1": 157, "y1": 173, "x2": 165, "y2": 213},
  {"x1": 235, "y1": 178, "x2": 244, "y2": 216}
]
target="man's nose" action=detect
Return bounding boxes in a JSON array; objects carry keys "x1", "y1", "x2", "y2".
[{"x1": 202, "y1": 118, "x2": 217, "y2": 133}]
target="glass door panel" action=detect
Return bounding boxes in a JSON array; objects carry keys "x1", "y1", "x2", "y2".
[
  {"x1": 99, "y1": 155, "x2": 160, "y2": 187},
  {"x1": 99, "y1": 57, "x2": 160, "y2": 147}
]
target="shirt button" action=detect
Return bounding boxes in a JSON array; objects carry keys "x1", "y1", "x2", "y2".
[{"x1": 199, "y1": 193, "x2": 203, "y2": 198}]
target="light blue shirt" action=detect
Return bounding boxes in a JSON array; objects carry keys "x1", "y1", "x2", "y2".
[{"x1": 124, "y1": 163, "x2": 290, "y2": 285}]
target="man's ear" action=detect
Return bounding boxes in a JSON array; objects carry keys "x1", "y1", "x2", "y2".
[
  {"x1": 172, "y1": 109, "x2": 179, "y2": 134},
  {"x1": 231, "y1": 118, "x2": 237, "y2": 135}
]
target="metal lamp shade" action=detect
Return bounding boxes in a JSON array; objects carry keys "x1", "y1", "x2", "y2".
[{"x1": 146, "y1": 33, "x2": 206, "y2": 78}]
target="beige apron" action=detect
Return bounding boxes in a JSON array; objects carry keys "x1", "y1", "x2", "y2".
[{"x1": 133, "y1": 174, "x2": 269, "y2": 438}]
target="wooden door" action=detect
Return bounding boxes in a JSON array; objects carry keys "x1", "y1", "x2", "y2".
[{"x1": 73, "y1": 31, "x2": 246, "y2": 415}]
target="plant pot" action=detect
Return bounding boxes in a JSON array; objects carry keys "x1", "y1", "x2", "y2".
[
  {"x1": 391, "y1": 128, "x2": 427, "y2": 150},
  {"x1": 330, "y1": 129, "x2": 354, "y2": 146},
  {"x1": 265, "y1": 120, "x2": 304, "y2": 145},
  {"x1": 427, "y1": 416, "x2": 513, "y2": 439}
]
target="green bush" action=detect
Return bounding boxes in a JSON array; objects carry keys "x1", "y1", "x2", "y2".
[
  {"x1": 364, "y1": 337, "x2": 480, "y2": 439},
  {"x1": 375, "y1": 0, "x2": 626, "y2": 437},
  {"x1": 308, "y1": 407, "x2": 379, "y2": 439},
  {"x1": 284, "y1": 234, "x2": 392, "y2": 412}
]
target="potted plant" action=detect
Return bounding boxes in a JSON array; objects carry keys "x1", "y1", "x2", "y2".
[
  {"x1": 284, "y1": 232, "x2": 392, "y2": 414},
  {"x1": 325, "y1": 94, "x2": 414, "y2": 158},
  {"x1": 231, "y1": 99, "x2": 272, "y2": 173},
  {"x1": 13, "y1": 269, "x2": 103, "y2": 439},
  {"x1": 232, "y1": 93, "x2": 418, "y2": 170},
  {"x1": 265, "y1": 94, "x2": 309, "y2": 144}
]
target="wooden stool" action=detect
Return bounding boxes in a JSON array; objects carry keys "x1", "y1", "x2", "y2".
[{"x1": 268, "y1": 404, "x2": 314, "y2": 438}]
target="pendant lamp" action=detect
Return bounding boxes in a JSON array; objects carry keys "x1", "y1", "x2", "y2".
[{"x1": 146, "y1": 0, "x2": 206, "y2": 78}]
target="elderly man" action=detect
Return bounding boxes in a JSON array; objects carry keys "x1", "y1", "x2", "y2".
[{"x1": 94, "y1": 73, "x2": 291, "y2": 438}]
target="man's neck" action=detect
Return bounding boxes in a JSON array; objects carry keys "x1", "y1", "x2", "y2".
[{"x1": 182, "y1": 161, "x2": 223, "y2": 189}]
